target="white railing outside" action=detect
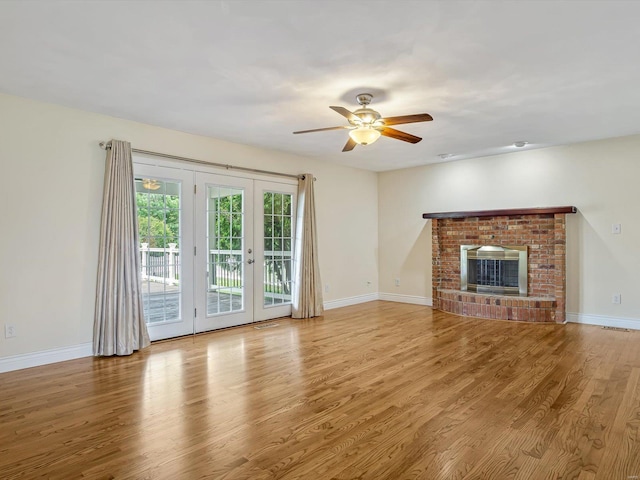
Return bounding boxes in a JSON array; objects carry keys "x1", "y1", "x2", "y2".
[
  {"x1": 140, "y1": 244, "x2": 292, "y2": 298},
  {"x1": 140, "y1": 243, "x2": 179, "y2": 285}
]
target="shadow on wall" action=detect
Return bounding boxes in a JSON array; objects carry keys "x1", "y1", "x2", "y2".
[
  {"x1": 566, "y1": 212, "x2": 581, "y2": 314},
  {"x1": 566, "y1": 209, "x2": 586, "y2": 313},
  {"x1": 568, "y1": 207, "x2": 626, "y2": 316},
  {"x1": 401, "y1": 221, "x2": 432, "y2": 294}
]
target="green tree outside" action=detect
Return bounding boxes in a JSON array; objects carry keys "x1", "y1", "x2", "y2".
[
  {"x1": 211, "y1": 192, "x2": 293, "y2": 295},
  {"x1": 136, "y1": 190, "x2": 180, "y2": 248},
  {"x1": 136, "y1": 186, "x2": 293, "y2": 296}
]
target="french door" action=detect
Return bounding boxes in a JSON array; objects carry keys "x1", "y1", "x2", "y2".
[
  {"x1": 135, "y1": 164, "x2": 195, "y2": 340},
  {"x1": 135, "y1": 161, "x2": 296, "y2": 341}
]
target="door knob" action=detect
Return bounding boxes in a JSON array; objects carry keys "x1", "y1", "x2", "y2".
[{"x1": 247, "y1": 259, "x2": 255, "y2": 264}]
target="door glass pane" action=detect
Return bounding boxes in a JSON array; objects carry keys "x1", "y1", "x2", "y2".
[
  {"x1": 135, "y1": 178, "x2": 181, "y2": 324},
  {"x1": 207, "y1": 186, "x2": 244, "y2": 315},
  {"x1": 263, "y1": 192, "x2": 293, "y2": 306}
]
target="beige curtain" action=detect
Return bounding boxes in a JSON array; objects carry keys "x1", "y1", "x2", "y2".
[
  {"x1": 93, "y1": 140, "x2": 150, "y2": 356},
  {"x1": 292, "y1": 174, "x2": 323, "y2": 318}
]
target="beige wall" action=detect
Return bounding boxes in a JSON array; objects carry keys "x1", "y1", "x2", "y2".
[
  {"x1": 378, "y1": 136, "x2": 640, "y2": 323},
  {"x1": 2, "y1": 90, "x2": 638, "y2": 362},
  {"x1": 0, "y1": 93, "x2": 378, "y2": 359}
]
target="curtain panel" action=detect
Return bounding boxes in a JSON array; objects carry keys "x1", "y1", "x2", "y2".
[
  {"x1": 93, "y1": 140, "x2": 150, "y2": 356},
  {"x1": 292, "y1": 174, "x2": 323, "y2": 318}
]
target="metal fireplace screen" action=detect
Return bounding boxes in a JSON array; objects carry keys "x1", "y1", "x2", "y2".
[{"x1": 460, "y1": 245, "x2": 528, "y2": 296}]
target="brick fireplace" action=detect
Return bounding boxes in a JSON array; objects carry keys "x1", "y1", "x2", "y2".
[{"x1": 423, "y1": 207, "x2": 576, "y2": 323}]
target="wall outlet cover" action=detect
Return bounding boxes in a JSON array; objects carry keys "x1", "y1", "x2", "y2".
[{"x1": 5, "y1": 324, "x2": 16, "y2": 338}]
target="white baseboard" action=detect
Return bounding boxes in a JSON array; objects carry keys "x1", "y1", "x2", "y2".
[
  {"x1": 323, "y1": 293, "x2": 380, "y2": 310},
  {"x1": 0, "y1": 342, "x2": 93, "y2": 374},
  {"x1": 378, "y1": 293, "x2": 433, "y2": 306},
  {"x1": 566, "y1": 312, "x2": 640, "y2": 330}
]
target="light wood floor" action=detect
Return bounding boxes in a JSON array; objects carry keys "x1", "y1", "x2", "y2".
[{"x1": 2, "y1": 301, "x2": 640, "y2": 479}]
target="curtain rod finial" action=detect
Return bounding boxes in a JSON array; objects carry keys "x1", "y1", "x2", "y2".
[{"x1": 99, "y1": 141, "x2": 111, "y2": 150}]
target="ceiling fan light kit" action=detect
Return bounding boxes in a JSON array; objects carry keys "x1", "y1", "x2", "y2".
[
  {"x1": 349, "y1": 125, "x2": 381, "y2": 146},
  {"x1": 141, "y1": 178, "x2": 161, "y2": 190},
  {"x1": 293, "y1": 93, "x2": 433, "y2": 152}
]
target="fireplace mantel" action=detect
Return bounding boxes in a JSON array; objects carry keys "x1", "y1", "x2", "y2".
[{"x1": 422, "y1": 206, "x2": 577, "y2": 219}]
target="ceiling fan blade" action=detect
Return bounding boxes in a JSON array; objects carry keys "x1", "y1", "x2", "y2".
[
  {"x1": 330, "y1": 106, "x2": 360, "y2": 123},
  {"x1": 380, "y1": 127, "x2": 422, "y2": 144},
  {"x1": 380, "y1": 113, "x2": 433, "y2": 126},
  {"x1": 342, "y1": 137, "x2": 357, "y2": 152},
  {"x1": 293, "y1": 126, "x2": 350, "y2": 134}
]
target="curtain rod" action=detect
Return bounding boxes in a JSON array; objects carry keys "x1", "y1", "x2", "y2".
[{"x1": 99, "y1": 141, "x2": 305, "y2": 180}]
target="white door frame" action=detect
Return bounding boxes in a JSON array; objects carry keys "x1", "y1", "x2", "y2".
[
  {"x1": 253, "y1": 180, "x2": 297, "y2": 322},
  {"x1": 194, "y1": 172, "x2": 255, "y2": 331}
]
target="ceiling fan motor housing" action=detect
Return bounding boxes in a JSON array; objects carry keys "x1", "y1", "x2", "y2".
[
  {"x1": 350, "y1": 108, "x2": 382, "y2": 126},
  {"x1": 351, "y1": 93, "x2": 382, "y2": 126}
]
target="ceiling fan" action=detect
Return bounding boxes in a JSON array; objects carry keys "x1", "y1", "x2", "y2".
[{"x1": 293, "y1": 93, "x2": 433, "y2": 152}]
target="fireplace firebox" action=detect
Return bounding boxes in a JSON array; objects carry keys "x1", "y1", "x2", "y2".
[{"x1": 460, "y1": 245, "x2": 528, "y2": 296}]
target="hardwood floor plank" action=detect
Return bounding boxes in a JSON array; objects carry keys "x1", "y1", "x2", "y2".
[
  {"x1": 1, "y1": 302, "x2": 640, "y2": 479},
  {"x1": 593, "y1": 366, "x2": 640, "y2": 479}
]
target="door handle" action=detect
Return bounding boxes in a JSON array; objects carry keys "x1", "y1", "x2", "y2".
[{"x1": 247, "y1": 259, "x2": 255, "y2": 264}]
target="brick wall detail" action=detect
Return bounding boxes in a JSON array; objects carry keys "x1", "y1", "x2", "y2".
[{"x1": 431, "y1": 213, "x2": 567, "y2": 323}]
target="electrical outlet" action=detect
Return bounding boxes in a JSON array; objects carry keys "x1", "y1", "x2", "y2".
[
  {"x1": 324, "y1": 284, "x2": 330, "y2": 293},
  {"x1": 5, "y1": 324, "x2": 16, "y2": 338},
  {"x1": 395, "y1": 278, "x2": 400, "y2": 287},
  {"x1": 612, "y1": 293, "x2": 621, "y2": 304}
]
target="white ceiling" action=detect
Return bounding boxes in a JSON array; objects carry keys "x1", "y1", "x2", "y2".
[{"x1": 2, "y1": 0, "x2": 640, "y2": 172}]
